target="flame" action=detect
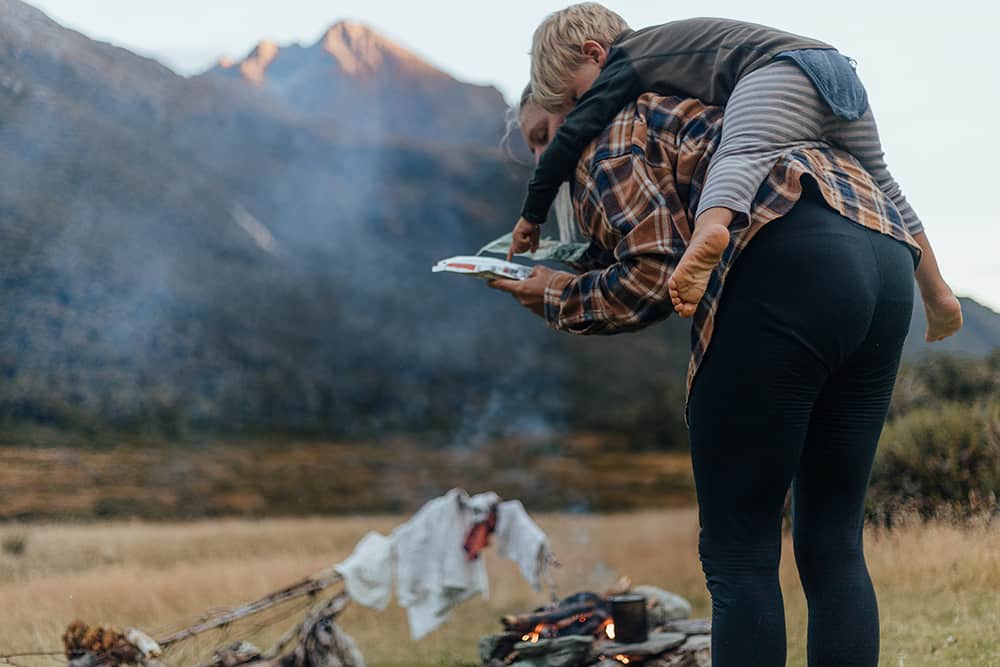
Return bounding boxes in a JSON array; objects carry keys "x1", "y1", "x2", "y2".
[
  {"x1": 614, "y1": 655, "x2": 630, "y2": 664},
  {"x1": 520, "y1": 623, "x2": 545, "y2": 643},
  {"x1": 604, "y1": 620, "x2": 616, "y2": 640}
]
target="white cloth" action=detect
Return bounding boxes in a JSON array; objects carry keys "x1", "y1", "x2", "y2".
[
  {"x1": 392, "y1": 489, "x2": 493, "y2": 639},
  {"x1": 495, "y1": 499, "x2": 551, "y2": 591},
  {"x1": 334, "y1": 531, "x2": 393, "y2": 610},
  {"x1": 332, "y1": 489, "x2": 547, "y2": 640}
]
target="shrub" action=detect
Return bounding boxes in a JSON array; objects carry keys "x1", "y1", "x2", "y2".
[
  {"x1": 890, "y1": 352, "x2": 999, "y2": 417},
  {"x1": 2, "y1": 532, "x2": 27, "y2": 556},
  {"x1": 868, "y1": 401, "x2": 1000, "y2": 522}
]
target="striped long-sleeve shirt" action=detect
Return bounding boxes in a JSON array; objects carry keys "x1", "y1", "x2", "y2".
[{"x1": 542, "y1": 94, "x2": 919, "y2": 393}]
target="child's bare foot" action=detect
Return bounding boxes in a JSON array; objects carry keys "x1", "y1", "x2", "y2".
[
  {"x1": 924, "y1": 291, "x2": 963, "y2": 342},
  {"x1": 668, "y1": 224, "x2": 730, "y2": 318}
]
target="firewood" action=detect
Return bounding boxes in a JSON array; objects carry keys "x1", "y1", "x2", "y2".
[{"x1": 500, "y1": 601, "x2": 600, "y2": 632}]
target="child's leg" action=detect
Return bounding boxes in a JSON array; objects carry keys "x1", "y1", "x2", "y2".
[
  {"x1": 823, "y1": 113, "x2": 963, "y2": 340},
  {"x1": 670, "y1": 60, "x2": 829, "y2": 317}
]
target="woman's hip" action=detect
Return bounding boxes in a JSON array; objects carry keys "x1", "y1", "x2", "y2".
[{"x1": 694, "y1": 187, "x2": 915, "y2": 392}]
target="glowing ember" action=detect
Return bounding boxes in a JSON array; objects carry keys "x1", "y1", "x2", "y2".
[
  {"x1": 521, "y1": 623, "x2": 545, "y2": 643},
  {"x1": 614, "y1": 655, "x2": 630, "y2": 664}
]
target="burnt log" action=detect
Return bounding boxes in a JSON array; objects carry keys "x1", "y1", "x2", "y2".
[{"x1": 501, "y1": 601, "x2": 601, "y2": 632}]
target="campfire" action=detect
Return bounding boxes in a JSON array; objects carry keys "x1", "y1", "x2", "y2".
[
  {"x1": 43, "y1": 493, "x2": 709, "y2": 667},
  {"x1": 511, "y1": 592, "x2": 614, "y2": 644},
  {"x1": 480, "y1": 580, "x2": 711, "y2": 666}
]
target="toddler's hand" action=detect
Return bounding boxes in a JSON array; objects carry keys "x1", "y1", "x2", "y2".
[{"x1": 506, "y1": 217, "x2": 541, "y2": 261}]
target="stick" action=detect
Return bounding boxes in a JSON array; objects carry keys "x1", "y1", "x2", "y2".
[{"x1": 158, "y1": 567, "x2": 344, "y2": 647}]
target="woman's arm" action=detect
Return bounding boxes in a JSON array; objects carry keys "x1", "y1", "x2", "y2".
[{"x1": 540, "y1": 153, "x2": 687, "y2": 335}]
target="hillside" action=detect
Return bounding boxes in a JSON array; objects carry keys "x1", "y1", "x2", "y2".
[
  {"x1": 0, "y1": 0, "x2": 691, "y2": 446},
  {"x1": 905, "y1": 296, "x2": 1000, "y2": 359},
  {"x1": 0, "y1": 0, "x2": 996, "y2": 449}
]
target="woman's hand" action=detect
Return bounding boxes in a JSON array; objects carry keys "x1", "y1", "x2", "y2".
[
  {"x1": 489, "y1": 265, "x2": 563, "y2": 318},
  {"x1": 506, "y1": 217, "x2": 541, "y2": 260}
]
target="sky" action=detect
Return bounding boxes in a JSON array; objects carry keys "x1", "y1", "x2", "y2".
[{"x1": 28, "y1": 0, "x2": 1000, "y2": 310}]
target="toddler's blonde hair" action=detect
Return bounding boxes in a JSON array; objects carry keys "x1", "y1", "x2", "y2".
[{"x1": 530, "y1": 3, "x2": 630, "y2": 113}]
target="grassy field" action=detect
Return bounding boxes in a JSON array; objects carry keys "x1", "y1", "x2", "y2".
[
  {"x1": 0, "y1": 439, "x2": 696, "y2": 520},
  {"x1": 1, "y1": 511, "x2": 998, "y2": 666}
]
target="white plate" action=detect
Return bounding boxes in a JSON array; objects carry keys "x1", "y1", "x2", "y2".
[{"x1": 432, "y1": 256, "x2": 533, "y2": 281}]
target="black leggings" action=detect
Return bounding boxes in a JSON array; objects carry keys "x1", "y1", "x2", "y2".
[{"x1": 687, "y1": 190, "x2": 916, "y2": 666}]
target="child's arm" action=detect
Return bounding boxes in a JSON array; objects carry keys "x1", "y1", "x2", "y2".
[
  {"x1": 911, "y1": 230, "x2": 964, "y2": 342},
  {"x1": 520, "y1": 48, "x2": 641, "y2": 224}
]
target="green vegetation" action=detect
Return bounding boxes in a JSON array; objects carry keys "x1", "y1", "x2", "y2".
[
  {"x1": 868, "y1": 351, "x2": 1000, "y2": 521},
  {"x1": 869, "y1": 401, "x2": 999, "y2": 521}
]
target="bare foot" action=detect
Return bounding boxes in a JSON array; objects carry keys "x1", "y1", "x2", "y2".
[
  {"x1": 668, "y1": 224, "x2": 731, "y2": 318},
  {"x1": 924, "y1": 292, "x2": 963, "y2": 342}
]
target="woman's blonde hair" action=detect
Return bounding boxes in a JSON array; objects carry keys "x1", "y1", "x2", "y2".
[
  {"x1": 530, "y1": 3, "x2": 630, "y2": 113},
  {"x1": 505, "y1": 83, "x2": 583, "y2": 243},
  {"x1": 500, "y1": 83, "x2": 536, "y2": 163}
]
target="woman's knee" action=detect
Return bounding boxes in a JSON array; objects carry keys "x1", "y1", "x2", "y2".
[
  {"x1": 793, "y1": 529, "x2": 865, "y2": 589},
  {"x1": 699, "y1": 533, "x2": 782, "y2": 599}
]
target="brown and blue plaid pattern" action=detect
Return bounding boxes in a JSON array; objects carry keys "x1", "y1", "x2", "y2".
[{"x1": 542, "y1": 94, "x2": 920, "y2": 394}]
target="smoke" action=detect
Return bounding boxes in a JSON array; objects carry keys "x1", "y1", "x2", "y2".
[{"x1": 0, "y1": 9, "x2": 608, "y2": 449}]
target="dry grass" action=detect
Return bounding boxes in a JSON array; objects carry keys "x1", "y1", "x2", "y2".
[{"x1": 0, "y1": 512, "x2": 998, "y2": 666}]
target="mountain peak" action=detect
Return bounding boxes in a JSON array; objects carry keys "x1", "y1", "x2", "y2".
[
  {"x1": 218, "y1": 39, "x2": 280, "y2": 85},
  {"x1": 318, "y1": 20, "x2": 442, "y2": 79},
  {"x1": 200, "y1": 17, "x2": 508, "y2": 147}
]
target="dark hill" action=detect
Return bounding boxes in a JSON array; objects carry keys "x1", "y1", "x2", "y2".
[{"x1": 0, "y1": 0, "x2": 690, "y2": 446}]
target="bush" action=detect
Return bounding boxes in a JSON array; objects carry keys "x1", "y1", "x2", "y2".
[
  {"x1": 890, "y1": 352, "x2": 1000, "y2": 417},
  {"x1": 868, "y1": 401, "x2": 1000, "y2": 522},
  {"x1": 2, "y1": 532, "x2": 27, "y2": 556}
]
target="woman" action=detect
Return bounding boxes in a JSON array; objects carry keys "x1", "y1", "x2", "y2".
[{"x1": 491, "y1": 87, "x2": 917, "y2": 666}]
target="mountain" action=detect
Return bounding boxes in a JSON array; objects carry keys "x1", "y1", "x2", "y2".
[
  {"x1": 0, "y1": 0, "x2": 996, "y2": 449},
  {"x1": 905, "y1": 296, "x2": 1000, "y2": 359},
  {"x1": 0, "y1": 0, "x2": 691, "y2": 447},
  {"x1": 204, "y1": 21, "x2": 509, "y2": 147}
]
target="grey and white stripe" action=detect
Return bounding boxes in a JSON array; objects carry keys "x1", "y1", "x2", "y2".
[{"x1": 696, "y1": 59, "x2": 923, "y2": 236}]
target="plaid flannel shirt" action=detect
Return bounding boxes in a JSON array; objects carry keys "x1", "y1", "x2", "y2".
[{"x1": 542, "y1": 94, "x2": 919, "y2": 394}]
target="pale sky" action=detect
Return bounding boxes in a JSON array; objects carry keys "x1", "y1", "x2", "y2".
[{"x1": 29, "y1": 0, "x2": 1000, "y2": 309}]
